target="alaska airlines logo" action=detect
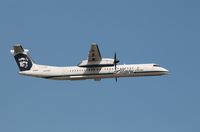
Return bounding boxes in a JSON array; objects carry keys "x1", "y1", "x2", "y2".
[
  {"x1": 14, "y1": 53, "x2": 33, "y2": 71},
  {"x1": 18, "y1": 57, "x2": 29, "y2": 68},
  {"x1": 115, "y1": 67, "x2": 144, "y2": 74}
]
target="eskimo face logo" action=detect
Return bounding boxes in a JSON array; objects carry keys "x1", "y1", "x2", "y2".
[
  {"x1": 18, "y1": 57, "x2": 29, "y2": 68},
  {"x1": 14, "y1": 54, "x2": 33, "y2": 71}
]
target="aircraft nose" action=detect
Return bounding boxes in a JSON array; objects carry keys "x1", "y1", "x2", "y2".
[
  {"x1": 160, "y1": 67, "x2": 169, "y2": 74},
  {"x1": 162, "y1": 68, "x2": 168, "y2": 72}
]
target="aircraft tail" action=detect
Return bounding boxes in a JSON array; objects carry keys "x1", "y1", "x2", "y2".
[{"x1": 11, "y1": 44, "x2": 35, "y2": 71}]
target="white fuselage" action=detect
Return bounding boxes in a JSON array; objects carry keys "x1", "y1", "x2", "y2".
[{"x1": 19, "y1": 63, "x2": 168, "y2": 81}]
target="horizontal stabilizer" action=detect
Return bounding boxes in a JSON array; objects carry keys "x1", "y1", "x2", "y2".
[{"x1": 11, "y1": 44, "x2": 29, "y2": 55}]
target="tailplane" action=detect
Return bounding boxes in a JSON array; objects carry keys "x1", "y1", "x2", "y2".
[{"x1": 11, "y1": 44, "x2": 34, "y2": 71}]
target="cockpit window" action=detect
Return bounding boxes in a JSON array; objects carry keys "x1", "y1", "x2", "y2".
[{"x1": 153, "y1": 64, "x2": 160, "y2": 67}]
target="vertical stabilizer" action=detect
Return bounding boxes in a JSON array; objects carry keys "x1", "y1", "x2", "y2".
[{"x1": 11, "y1": 44, "x2": 34, "y2": 71}]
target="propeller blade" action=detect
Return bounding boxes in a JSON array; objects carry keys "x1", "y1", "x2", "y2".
[
  {"x1": 114, "y1": 52, "x2": 119, "y2": 82},
  {"x1": 114, "y1": 52, "x2": 119, "y2": 64},
  {"x1": 114, "y1": 52, "x2": 119, "y2": 71}
]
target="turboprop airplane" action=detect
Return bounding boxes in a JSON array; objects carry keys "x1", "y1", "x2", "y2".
[{"x1": 11, "y1": 43, "x2": 168, "y2": 81}]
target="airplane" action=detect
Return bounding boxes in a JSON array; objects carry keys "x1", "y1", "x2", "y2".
[{"x1": 11, "y1": 43, "x2": 168, "y2": 81}]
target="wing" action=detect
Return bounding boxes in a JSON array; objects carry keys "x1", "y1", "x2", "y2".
[{"x1": 88, "y1": 43, "x2": 102, "y2": 62}]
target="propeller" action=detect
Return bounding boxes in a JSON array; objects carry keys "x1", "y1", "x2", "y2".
[
  {"x1": 114, "y1": 52, "x2": 120, "y2": 82},
  {"x1": 114, "y1": 52, "x2": 119, "y2": 70},
  {"x1": 115, "y1": 77, "x2": 118, "y2": 82}
]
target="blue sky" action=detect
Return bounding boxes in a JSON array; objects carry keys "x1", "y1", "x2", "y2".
[{"x1": 0, "y1": 0, "x2": 200, "y2": 132}]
